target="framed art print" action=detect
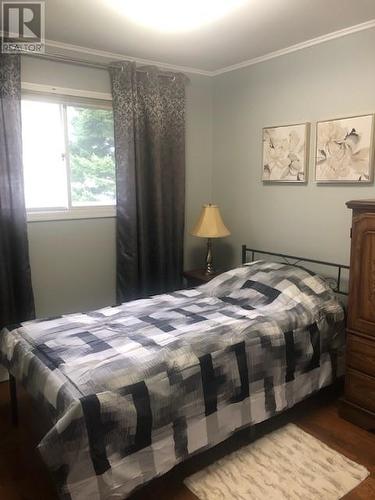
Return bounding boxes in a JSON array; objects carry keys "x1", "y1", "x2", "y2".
[
  {"x1": 262, "y1": 123, "x2": 309, "y2": 183},
  {"x1": 315, "y1": 114, "x2": 374, "y2": 183}
]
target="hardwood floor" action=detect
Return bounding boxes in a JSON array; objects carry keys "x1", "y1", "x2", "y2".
[{"x1": 0, "y1": 381, "x2": 374, "y2": 500}]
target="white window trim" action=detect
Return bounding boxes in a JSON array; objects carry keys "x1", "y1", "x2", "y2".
[
  {"x1": 22, "y1": 83, "x2": 116, "y2": 222},
  {"x1": 21, "y1": 82, "x2": 112, "y2": 102},
  {"x1": 27, "y1": 206, "x2": 116, "y2": 222}
]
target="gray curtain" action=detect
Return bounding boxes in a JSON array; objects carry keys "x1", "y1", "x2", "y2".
[
  {"x1": 0, "y1": 54, "x2": 35, "y2": 328},
  {"x1": 110, "y1": 61, "x2": 186, "y2": 302}
]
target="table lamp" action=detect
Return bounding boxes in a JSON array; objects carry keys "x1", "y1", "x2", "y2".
[{"x1": 191, "y1": 204, "x2": 230, "y2": 275}]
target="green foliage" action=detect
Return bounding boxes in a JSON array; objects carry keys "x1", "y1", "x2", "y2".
[{"x1": 68, "y1": 107, "x2": 116, "y2": 204}]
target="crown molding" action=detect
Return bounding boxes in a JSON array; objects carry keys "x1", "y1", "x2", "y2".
[
  {"x1": 212, "y1": 19, "x2": 375, "y2": 76},
  {"x1": 3, "y1": 19, "x2": 374, "y2": 77},
  {"x1": 44, "y1": 39, "x2": 213, "y2": 76}
]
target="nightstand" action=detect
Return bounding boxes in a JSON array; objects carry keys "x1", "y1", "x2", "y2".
[{"x1": 183, "y1": 269, "x2": 223, "y2": 288}]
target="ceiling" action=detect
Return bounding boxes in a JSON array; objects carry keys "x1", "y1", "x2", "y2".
[{"x1": 44, "y1": 0, "x2": 375, "y2": 72}]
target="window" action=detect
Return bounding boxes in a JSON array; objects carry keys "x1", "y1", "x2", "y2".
[{"x1": 21, "y1": 94, "x2": 116, "y2": 220}]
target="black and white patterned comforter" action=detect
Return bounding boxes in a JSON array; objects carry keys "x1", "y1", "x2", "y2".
[{"x1": 0, "y1": 261, "x2": 345, "y2": 499}]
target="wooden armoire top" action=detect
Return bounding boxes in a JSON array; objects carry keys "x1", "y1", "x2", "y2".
[{"x1": 346, "y1": 200, "x2": 375, "y2": 210}]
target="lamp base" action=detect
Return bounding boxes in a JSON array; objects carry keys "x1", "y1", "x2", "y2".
[{"x1": 205, "y1": 238, "x2": 214, "y2": 275}]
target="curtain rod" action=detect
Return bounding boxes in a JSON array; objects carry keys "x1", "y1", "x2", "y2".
[{"x1": 22, "y1": 52, "x2": 184, "y2": 78}]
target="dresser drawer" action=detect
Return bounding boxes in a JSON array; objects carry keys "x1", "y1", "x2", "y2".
[
  {"x1": 345, "y1": 369, "x2": 375, "y2": 413},
  {"x1": 347, "y1": 334, "x2": 375, "y2": 377}
]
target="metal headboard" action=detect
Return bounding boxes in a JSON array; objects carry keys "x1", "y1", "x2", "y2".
[{"x1": 241, "y1": 245, "x2": 350, "y2": 296}]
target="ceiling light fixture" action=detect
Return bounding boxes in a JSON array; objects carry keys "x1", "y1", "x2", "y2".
[{"x1": 107, "y1": 0, "x2": 248, "y2": 33}]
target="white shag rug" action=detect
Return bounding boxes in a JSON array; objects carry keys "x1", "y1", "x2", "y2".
[{"x1": 184, "y1": 423, "x2": 369, "y2": 500}]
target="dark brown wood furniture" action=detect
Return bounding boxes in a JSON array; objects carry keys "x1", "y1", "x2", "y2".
[
  {"x1": 183, "y1": 269, "x2": 223, "y2": 287},
  {"x1": 339, "y1": 199, "x2": 375, "y2": 431}
]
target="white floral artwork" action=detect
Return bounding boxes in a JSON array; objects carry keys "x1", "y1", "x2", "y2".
[
  {"x1": 262, "y1": 123, "x2": 308, "y2": 182},
  {"x1": 315, "y1": 115, "x2": 374, "y2": 183}
]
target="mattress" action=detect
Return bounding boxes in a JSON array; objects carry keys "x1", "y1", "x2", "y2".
[{"x1": 0, "y1": 261, "x2": 345, "y2": 499}]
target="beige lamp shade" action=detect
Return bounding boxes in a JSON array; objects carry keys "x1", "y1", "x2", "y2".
[{"x1": 191, "y1": 204, "x2": 230, "y2": 238}]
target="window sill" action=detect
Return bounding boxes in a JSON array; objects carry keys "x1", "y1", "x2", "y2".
[{"x1": 27, "y1": 206, "x2": 116, "y2": 222}]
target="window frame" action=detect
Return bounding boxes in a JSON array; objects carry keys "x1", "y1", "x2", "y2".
[{"x1": 21, "y1": 83, "x2": 116, "y2": 222}]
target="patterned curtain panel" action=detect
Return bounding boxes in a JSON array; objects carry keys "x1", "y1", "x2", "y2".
[
  {"x1": 0, "y1": 54, "x2": 35, "y2": 328},
  {"x1": 110, "y1": 61, "x2": 187, "y2": 302}
]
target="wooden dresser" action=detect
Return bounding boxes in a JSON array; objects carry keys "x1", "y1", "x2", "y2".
[{"x1": 339, "y1": 200, "x2": 375, "y2": 431}]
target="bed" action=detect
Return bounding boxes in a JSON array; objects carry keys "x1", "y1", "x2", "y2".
[{"x1": 0, "y1": 252, "x2": 347, "y2": 499}]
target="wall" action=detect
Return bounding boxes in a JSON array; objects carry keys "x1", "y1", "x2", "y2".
[
  {"x1": 21, "y1": 57, "x2": 212, "y2": 317},
  {"x1": 22, "y1": 27, "x2": 375, "y2": 317},
  {"x1": 212, "y1": 28, "x2": 375, "y2": 268}
]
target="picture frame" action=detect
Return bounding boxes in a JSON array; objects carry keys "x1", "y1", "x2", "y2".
[
  {"x1": 262, "y1": 122, "x2": 309, "y2": 183},
  {"x1": 315, "y1": 114, "x2": 374, "y2": 183}
]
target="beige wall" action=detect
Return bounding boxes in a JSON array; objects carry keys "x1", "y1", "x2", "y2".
[
  {"x1": 212, "y1": 28, "x2": 375, "y2": 269},
  {"x1": 22, "y1": 58, "x2": 212, "y2": 317}
]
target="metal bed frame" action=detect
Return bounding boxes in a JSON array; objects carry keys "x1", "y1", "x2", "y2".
[{"x1": 242, "y1": 245, "x2": 350, "y2": 296}]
